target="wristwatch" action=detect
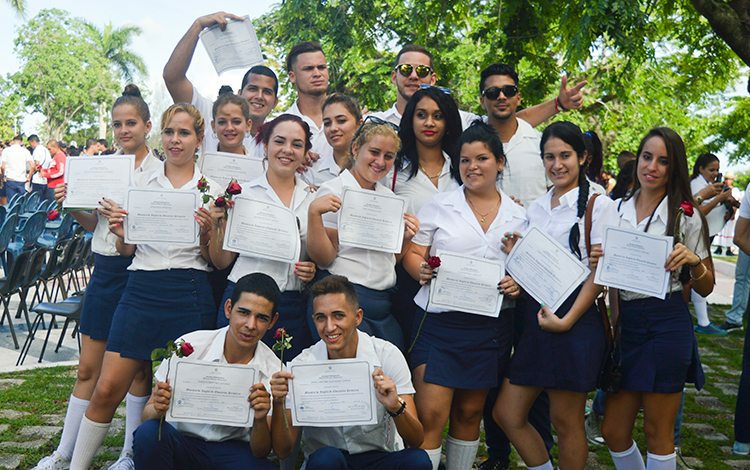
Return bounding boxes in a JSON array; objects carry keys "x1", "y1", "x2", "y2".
[
  {"x1": 696, "y1": 195, "x2": 704, "y2": 205},
  {"x1": 387, "y1": 397, "x2": 407, "y2": 417}
]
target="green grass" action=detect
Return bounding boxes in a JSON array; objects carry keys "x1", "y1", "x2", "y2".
[{"x1": 0, "y1": 303, "x2": 746, "y2": 469}]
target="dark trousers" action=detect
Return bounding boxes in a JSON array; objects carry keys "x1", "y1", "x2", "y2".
[
  {"x1": 133, "y1": 419, "x2": 272, "y2": 470},
  {"x1": 306, "y1": 446, "x2": 432, "y2": 470},
  {"x1": 5, "y1": 180, "x2": 26, "y2": 202},
  {"x1": 735, "y1": 295, "x2": 750, "y2": 443}
]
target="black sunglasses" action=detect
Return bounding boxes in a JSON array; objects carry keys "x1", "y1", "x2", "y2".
[
  {"x1": 394, "y1": 63, "x2": 434, "y2": 78},
  {"x1": 352, "y1": 115, "x2": 400, "y2": 142},
  {"x1": 482, "y1": 85, "x2": 519, "y2": 100}
]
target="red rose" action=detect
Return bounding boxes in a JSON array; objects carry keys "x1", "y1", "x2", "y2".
[
  {"x1": 226, "y1": 180, "x2": 242, "y2": 196},
  {"x1": 214, "y1": 196, "x2": 227, "y2": 208},
  {"x1": 427, "y1": 256, "x2": 441, "y2": 269},
  {"x1": 197, "y1": 177, "x2": 209, "y2": 191},
  {"x1": 47, "y1": 209, "x2": 60, "y2": 221},
  {"x1": 179, "y1": 342, "x2": 194, "y2": 357},
  {"x1": 680, "y1": 200, "x2": 694, "y2": 217},
  {"x1": 274, "y1": 328, "x2": 287, "y2": 340}
]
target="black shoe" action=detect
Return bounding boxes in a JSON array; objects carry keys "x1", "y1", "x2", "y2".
[
  {"x1": 477, "y1": 456, "x2": 510, "y2": 470},
  {"x1": 726, "y1": 250, "x2": 736, "y2": 256},
  {"x1": 714, "y1": 247, "x2": 723, "y2": 255},
  {"x1": 719, "y1": 321, "x2": 743, "y2": 332}
]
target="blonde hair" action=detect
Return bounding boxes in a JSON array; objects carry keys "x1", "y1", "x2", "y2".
[
  {"x1": 351, "y1": 122, "x2": 401, "y2": 157},
  {"x1": 160, "y1": 103, "x2": 205, "y2": 139}
]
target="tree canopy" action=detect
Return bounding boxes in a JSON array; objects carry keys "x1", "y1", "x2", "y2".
[{"x1": 256, "y1": 0, "x2": 749, "y2": 167}]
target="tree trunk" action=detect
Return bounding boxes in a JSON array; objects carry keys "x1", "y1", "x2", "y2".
[
  {"x1": 98, "y1": 102, "x2": 108, "y2": 139},
  {"x1": 690, "y1": 0, "x2": 750, "y2": 67}
]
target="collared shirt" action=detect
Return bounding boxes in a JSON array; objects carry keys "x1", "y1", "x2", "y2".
[
  {"x1": 287, "y1": 330, "x2": 415, "y2": 458},
  {"x1": 526, "y1": 186, "x2": 619, "y2": 267},
  {"x1": 128, "y1": 163, "x2": 221, "y2": 271},
  {"x1": 412, "y1": 186, "x2": 528, "y2": 312},
  {"x1": 497, "y1": 117, "x2": 547, "y2": 207},
  {"x1": 31, "y1": 145, "x2": 51, "y2": 185},
  {"x1": 316, "y1": 170, "x2": 398, "y2": 290},
  {"x1": 384, "y1": 151, "x2": 459, "y2": 215},
  {"x1": 300, "y1": 145, "x2": 342, "y2": 187},
  {"x1": 284, "y1": 100, "x2": 331, "y2": 156},
  {"x1": 1, "y1": 144, "x2": 33, "y2": 182},
  {"x1": 370, "y1": 104, "x2": 478, "y2": 131},
  {"x1": 92, "y1": 151, "x2": 162, "y2": 256},
  {"x1": 192, "y1": 89, "x2": 264, "y2": 164},
  {"x1": 615, "y1": 191, "x2": 709, "y2": 301},
  {"x1": 740, "y1": 190, "x2": 750, "y2": 219},
  {"x1": 155, "y1": 326, "x2": 278, "y2": 442},
  {"x1": 228, "y1": 174, "x2": 314, "y2": 291}
]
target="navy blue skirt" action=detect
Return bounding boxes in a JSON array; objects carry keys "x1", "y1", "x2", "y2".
[
  {"x1": 409, "y1": 308, "x2": 514, "y2": 389},
  {"x1": 508, "y1": 288, "x2": 606, "y2": 392},
  {"x1": 107, "y1": 269, "x2": 214, "y2": 361},
  {"x1": 617, "y1": 293, "x2": 705, "y2": 393},
  {"x1": 218, "y1": 281, "x2": 313, "y2": 361},
  {"x1": 79, "y1": 254, "x2": 132, "y2": 341}
]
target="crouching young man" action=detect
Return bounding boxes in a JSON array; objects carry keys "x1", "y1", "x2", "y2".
[
  {"x1": 133, "y1": 273, "x2": 282, "y2": 469},
  {"x1": 270, "y1": 275, "x2": 432, "y2": 469}
]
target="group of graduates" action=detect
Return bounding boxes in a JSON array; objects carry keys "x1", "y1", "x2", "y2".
[{"x1": 28, "y1": 10, "x2": 748, "y2": 470}]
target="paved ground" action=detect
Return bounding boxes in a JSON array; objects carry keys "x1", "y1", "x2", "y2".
[{"x1": 0, "y1": 259, "x2": 746, "y2": 468}]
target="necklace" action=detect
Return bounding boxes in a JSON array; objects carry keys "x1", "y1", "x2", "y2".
[
  {"x1": 419, "y1": 165, "x2": 441, "y2": 180},
  {"x1": 466, "y1": 192, "x2": 501, "y2": 224}
]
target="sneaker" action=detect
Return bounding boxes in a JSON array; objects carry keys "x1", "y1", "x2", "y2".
[
  {"x1": 107, "y1": 453, "x2": 135, "y2": 470},
  {"x1": 33, "y1": 451, "x2": 70, "y2": 470},
  {"x1": 694, "y1": 323, "x2": 729, "y2": 336},
  {"x1": 675, "y1": 446, "x2": 693, "y2": 469},
  {"x1": 733, "y1": 441, "x2": 750, "y2": 455},
  {"x1": 584, "y1": 411, "x2": 605, "y2": 446},
  {"x1": 719, "y1": 321, "x2": 743, "y2": 332},
  {"x1": 477, "y1": 456, "x2": 509, "y2": 470}
]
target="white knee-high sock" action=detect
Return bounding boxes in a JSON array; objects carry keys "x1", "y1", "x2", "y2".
[
  {"x1": 609, "y1": 441, "x2": 646, "y2": 470},
  {"x1": 56, "y1": 395, "x2": 89, "y2": 459},
  {"x1": 527, "y1": 462, "x2": 554, "y2": 470},
  {"x1": 121, "y1": 393, "x2": 148, "y2": 456},
  {"x1": 424, "y1": 446, "x2": 442, "y2": 470},
  {"x1": 445, "y1": 436, "x2": 479, "y2": 470},
  {"x1": 691, "y1": 290, "x2": 710, "y2": 327},
  {"x1": 69, "y1": 416, "x2": 110, "y2": 470},
  {"x1": 646, "y1": 451, "x2": 676, "y2": 470}
]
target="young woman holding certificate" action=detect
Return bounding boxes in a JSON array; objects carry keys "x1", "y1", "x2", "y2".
[
  {"x1": 33, "y1": 85, "x2": 161, "y2": 470},
  {"x1": 493, "y1": 121, "x2": 618, "y2": 470},
  {"x1": 307, "y1": 118, "x2": 419, "y2": 351},
  {"x1": 209, "y1": 114, "x2": 318, "y2": 360},
  {"x1": 390, "y1": 85, "x2": 463, "y2": 346},
  {"x1": 403, "y1": 121, "x2": 526, "y2": 470},
  {"x1": 600, "y1": 127, "x2": 713, "y2": 470},
  {"x1": 68, "y1": 103, "x2": 219, "y2": 468}
]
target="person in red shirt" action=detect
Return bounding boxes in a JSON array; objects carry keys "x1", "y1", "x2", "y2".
[{"x1": 41, "y1": 140, "x2": 67, "y2": 199}]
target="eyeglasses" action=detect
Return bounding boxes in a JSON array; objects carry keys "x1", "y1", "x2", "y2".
[
  {"x1": 394, "y1": 63, "x2": 433, "y2": 78},
  {"x1": 418, "y1": 84, "x2": 452, "y2": 95},
  {"x1": 352, "y1": 115, "x2": 400, "y2": 142},
  {"x1": 481, "y1": 85, "x2": 519, "y2": 100}
]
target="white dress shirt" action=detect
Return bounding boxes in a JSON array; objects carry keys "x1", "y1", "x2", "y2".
[
  {"x1": 496, "y1": 117, "x2": 547, "y2": 207},
  {"x1": 284, "y1": 100, "x2": 331, "y2": 156},
  {"x1": 412, "y1": 186, "x2": 528, "y2": 312},
  {"x1": 155, "y1": 326, "x2": 278, "y2": 442},
  {"x1": 128, "y1": 164, "x2": 220, "y2": 271},
  {"x1": 300, "y1": 145, "x2": 341, "y2": 187},
  {"x1": 1, "y1": 144, "x2": 33, "y2": 182},
  {"x1": 384, "y1": 151, "x2": 460, "y2": 215},
  {"x1": 228, "y1": 174, "x2": 314, "y2": 291},
  {"x1": 31, "y1": 145, "x2": 51, "y2": 185},
  {"x1": 740, "y1": 190, "x2": 750, "y2": 219},
  {"x1": 92, "y1": 151, "x2": 162, "y2": 256},
  {"x1": 615, "y1": 191, "x2": 709, "y2": 301},
  {"x1": 526, "y1": 186, "x2": 619, "y2": 267},
  {"x1": 370, "y1": 104, "x2": 477, "y2": 130},
  {"x1": 315, "y1": 170, "x2": 399, "y2": 290},
  {"x1": 286, "y1": 330, "x2": 415, "y2": 458}
]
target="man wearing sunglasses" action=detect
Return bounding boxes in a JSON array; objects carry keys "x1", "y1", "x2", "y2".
[{"x1": 371, "y1": 45, "x2": 586, "y2": 131}]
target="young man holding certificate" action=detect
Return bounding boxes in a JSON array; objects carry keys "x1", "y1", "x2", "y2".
[
  {"x1": 269, "y1": 275, "x2": 431, "y2": 470},
  {"x1": 132, "y1": 273, "x2": 280, "y2": 469}
]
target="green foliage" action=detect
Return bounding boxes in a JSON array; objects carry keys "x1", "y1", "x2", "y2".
[
  {"x1": 255, "y1": 0, "x2": 746, "y2": 166},
  {"x1": 706, "y1": 97, "x2": 750, "y2": 163},
  {"x1": 84, "y1": 22, "x2": 147, "y2": 82},
  {"x1": 734, "y1": 170, "x2": 750, "y2": 191},
  {"x1": 0, "y1": 76, "x2": 22, "y2": 140},
  {"x1": 11, "y1": 9, "x2": 120, "y2": 139}
]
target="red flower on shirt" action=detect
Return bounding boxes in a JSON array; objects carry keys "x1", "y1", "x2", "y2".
[{"x1": 679, "y1": 200, "x2": 694, "y2": 217}]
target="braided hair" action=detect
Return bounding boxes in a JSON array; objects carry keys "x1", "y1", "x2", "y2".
[{"x1": 540, "y1": 121, "x2": 590, "y2": 260}]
